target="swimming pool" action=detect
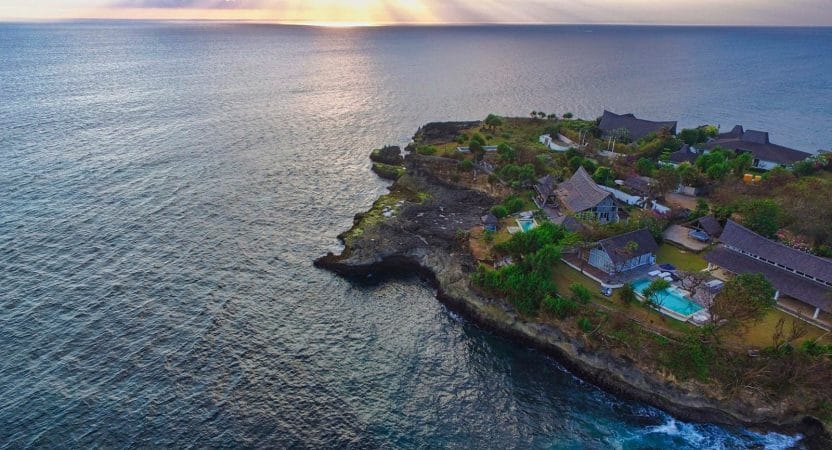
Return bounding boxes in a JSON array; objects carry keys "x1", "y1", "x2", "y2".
[
  {"x1": 632, "y1": 278, "x2": 703, "y2": 317},
  {"x1": 516, "y1": 218, "x2": 538, "y2": 232}
]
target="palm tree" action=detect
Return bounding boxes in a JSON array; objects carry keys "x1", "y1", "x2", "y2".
[
  {"x1": 537, "y1": 111, "x2": 546, "y2": 119},
  {"x1": 530, "y1": 110, "x2": 538, "y2": 119},
  {"x1": 547, "y1": 113, "x2": 557, "y2": 121}
]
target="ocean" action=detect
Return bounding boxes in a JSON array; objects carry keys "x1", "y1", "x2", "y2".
[{"x1": 1, "y1": 22, "x2": 830, "y2": 448}]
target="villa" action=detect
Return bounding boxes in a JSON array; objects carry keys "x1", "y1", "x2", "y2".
[
  {"x1": 534, "y1": 174, "x2": 557, "y2": 207},
  {"x1": 664, "y1": 144, "x2": 700, "y2": 167},
  {"x1": 598, "y1": 110, "x2": 678, "y2": 142},
  {"x1": 555, "y1": 167, "x2": 619, "y2": 223},
  {"x1": 704, "y1": 220, "x2": 832, "y2": 325},
  {"x1": 697, "y1": 125, "x2": 811, "y2": 170},
  {"x1": 587, "y1": 229, "x2": 658, "y2": 276},
  {"x1": 481, "y1": 213, "x2": 499, "y2": 232}
]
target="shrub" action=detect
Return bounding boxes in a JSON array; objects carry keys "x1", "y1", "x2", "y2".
[
  {"x1": 503, "y1": 196, "x2": 525, "y2": 214},
  {"x1": 618, "y1": 283, "x2": 637, "y2": 304},
  {"x1": 471, "y1": 133, "x2": 486, "y2": 145},
  {"x1": 543, "y1": 295, "x2": 578, "y2": 319},
  {"x1": 662, "y1": 333, "x2": 714, "y2": 381},
  {"x1": 636, "y1": 157, "x2": 655, "y2": 176},
  {"x1": 577, "y1": 317, "x2": 593, "y2": 333},
  {"x1": 458, "y1": 159, "x2": 474, "y2": 171},
  {"x1": 483, "y1": 230, "x2": 494, "y2": 243},
  {"x1": 570, "y1": 283, "x2": 592, "y2": 304},
  {"x1": 738, "y1": 199, "x2": 781, "y2": 238},
  {"x1": 491, "y1": 205, "x2": 509, "y2": 218},
  {"x1": 417, "y1": 145, "x2": 437, "y2": 155}
]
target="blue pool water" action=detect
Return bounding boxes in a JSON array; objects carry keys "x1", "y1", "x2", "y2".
[
  {"x1": 517, "y1": 219, "x2": 537, "y2": 232},
  {"x1": 632, "y1": 279, "x2": 704, "y2": 317}
]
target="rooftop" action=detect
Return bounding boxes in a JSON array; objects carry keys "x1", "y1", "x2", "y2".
[
  {"x1": 702, "y1": 125, "x2": 811, "y2": 164},
  {"x1": 556, "y1": 166, "x2": 612, "y2": 213},
  {"x1": 598, "y1": 228, "x2": 659, "y2": 265},
  {"x1": 705, "y1": 246, "x2": 832, "y2": 313},
  {"x1": 598, "y1": 110, "x2": 678, "y2": 142},
  {"x1": 719, "y1": 220, "x2": 832, "y2": 285}
]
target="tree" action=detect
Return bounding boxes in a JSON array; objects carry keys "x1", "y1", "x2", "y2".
[
  {"x1": 497, "y1": 143, "x2": 516, "y2": 162},
  {"x1": 739, "y1": 199, "x2": 781, "y2": 238},
  {"x1": 732, "y1": 152, "x2": 753, "y2": 176},
  {"x1": 618, "y1": 283, "x2": 637, "y2": 304},
  {"x1": 643, "y1": 279, "x2": 671, "y2": 309},
  {"x1": 537, "y1": 111, "x2": 546, "y2": 119},
  {"x1": 692, "y1": 198, "x2": 710, "y2": 219},
  {"x1": 679, "y1": 128, "x2": 701, "y2": 145},
  {"x1": 636, "y1": 157, "x2": 655, "y2": 176},
  {"x1": 654, "y1": 167, "x2": 680, "y2": 198},
  {"x1": 546, "y1": 113, "x2": 557, "y2": 120},
  {"x1": 530, "y1": 110, "x2": 538, "y2": 119},
  {"x1": 710, "y1": 273, "x2": 775, "y2": 327},
  {"x1": 592, "y1": 166, "x2": 615, "y2": 186},
  {"x1": 458, "y1": 159, "x2": 474, "y2": 172},
  {"x1": 491, "y1": 205, "x2": 509, "y2": 218},
  {"x1": 563, "y1": 112, "x2": 574, "y2": 119},
  {"x1": 469, "y1": 139, "x2": 485, "y2": 162},
  {"x1": 485, "y1": 114, "x2": 503, "y2": 132}
]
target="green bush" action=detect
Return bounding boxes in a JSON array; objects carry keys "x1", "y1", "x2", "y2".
[
  {"x1": 618, "y1": 283, "x2": 637, "y2": 304},
  {"x1": 491, "y1": 205, "x2": 509, "y2": 218},
  {"x1": 570, "y1": 283, "x2": 592, "y2": 304},
  {"x1": 577, "y1": 317, "x2": 593, "y2": 333},
  {"x1": 458, "y1": 159, "x2": 474, "y2": 171},
  {"x1": 662, "y1": 334, "x2": 714, "y2": 381},
  {"x1": 543, "y1": 295, "x2": 578, "y2": 319},
  {"x1": 503, "y1": 196, "x2": 525, "y2": 214},
  {"x1": 417, "y1": 145, "x2": 437, "y2": 155}
]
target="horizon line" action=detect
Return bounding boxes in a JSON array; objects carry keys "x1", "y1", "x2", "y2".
[{"x1": 2, "y1": 18, "x2": 832, "y2": 28}]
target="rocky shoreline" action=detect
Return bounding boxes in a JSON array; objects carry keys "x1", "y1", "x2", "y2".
[{"x1": 315, "y1": 124, "x2": 830, "y2": 448}]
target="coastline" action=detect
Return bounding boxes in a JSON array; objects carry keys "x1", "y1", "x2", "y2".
[{"x1": 314, "y1": 125, "x2": 831, "y2": 447}]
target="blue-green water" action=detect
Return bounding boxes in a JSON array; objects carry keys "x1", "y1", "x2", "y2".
[
  {"x1": 633, "y1": 278, "x2": 704, "y2": 317},
  {"x1": 2, "y1": 22, "x2": 829, "y2": 448}
]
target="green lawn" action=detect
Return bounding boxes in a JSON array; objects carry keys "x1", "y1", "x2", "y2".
[{"x1": 655, "y1": 243, "x2": 707, "y2": 272}]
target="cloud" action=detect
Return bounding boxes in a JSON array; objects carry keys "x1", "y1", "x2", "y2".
[{"x1": 115, "y1": 0, "x2": 251, "y2": 8}]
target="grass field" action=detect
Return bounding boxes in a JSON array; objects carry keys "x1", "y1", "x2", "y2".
[{"x1": 655, "y1": 243, "x2": 708, "y2": 272}]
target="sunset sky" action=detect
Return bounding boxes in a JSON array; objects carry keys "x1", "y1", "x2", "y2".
[{"x1": 1, "y1": 0, "x2": 831, "y2": 26}]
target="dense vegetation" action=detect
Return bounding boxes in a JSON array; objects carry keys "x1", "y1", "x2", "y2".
[{"x1": 473, "y1": 223, "x2": 575, "y2": 314}]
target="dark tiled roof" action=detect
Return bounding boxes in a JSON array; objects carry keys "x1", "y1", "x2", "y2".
[
  {"x1": 598, "y1": 110, "x2": 678, "y2": 142},
  {"x1": 720, "y1": 220, "x2": 832, "y2": 284},
  {"x1": 623, "y1": 176, "x2": 656, "y2": 196},
  {"x1": 552, "y1": 215, "x2": 585, "y2": 233},
  {"x1": 718, "y1": 125, "x2": 745, "y2": 139},
  {"x1": 598, "y1": 229, "x2": 658, "y2": 265},
  {"x1": 705, "y1": 247, "x2": 832, "y2": 312},
  {"x1": 697, "y1": 216, "x2": 723, "y2": 237},
  {"x1": 535, "y1": 174, "x2": 556, "y2": 198},
  {"x1": 556, "y1": 167, "x2": 612, "y2": 213},
  {"x1": 482, "y1": 213, "x2": 499, "y2": 226},
  {"x1": 703, "y1": 126, "x2": 811, "y2": 165},
  {"x1": 667, "y1": 144, "x2": 699, "y2": 164}
]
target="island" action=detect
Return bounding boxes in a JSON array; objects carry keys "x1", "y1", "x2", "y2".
[{"x1": 315, "y1": 114, "x2": 832, "y2": 447}]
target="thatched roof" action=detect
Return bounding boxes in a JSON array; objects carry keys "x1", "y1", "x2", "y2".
[
  {"x1": 481, "y1": 213, "x2": 499, "y2": 227},
  {"x1": 598, "y1": 229, "x2": 658, "y2": 265},
  {"x1": 598, "y1": 110, "x2": 678, "y2": 142},
  {"x1": 556, "y1": 167, "x2": 612, "y2": 213}
]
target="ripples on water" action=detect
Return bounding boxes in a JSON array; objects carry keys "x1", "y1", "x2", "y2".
[{"x1": 2, "y1": 22, "x2": 829, "y2": 448}]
